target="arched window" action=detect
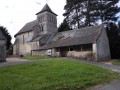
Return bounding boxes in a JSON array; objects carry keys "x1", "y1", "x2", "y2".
[
  {"x1": 50, "y1": 15, "x2": 52, "y2": 22},
  {"x1": 52, "y1": 16, "x2": 54, "y2": 23},
  {"x1": 23, "y1": 35, "x2": 25, "y2": 44},
  {"x1": 48, "y1": 14, "x2": 50, "y2": 21},
  {"x1": 43, "y1": 15, "x2": 45, "y2": 21},
  {"x1": 40, "y1": 16, "x2": 42, "y2": 22},
  {"x1": 42, "y1": 15, "x2": 43, "y2": 21},
  {"x1": 40, "y1": 25, "x2": 42, "y2": 32},
  {"x1": 39, "y1": 17, "x2": 40, "y2": 22},
  {"x1": 41, "y1": 25, "x2": 44, "y2": 31}
]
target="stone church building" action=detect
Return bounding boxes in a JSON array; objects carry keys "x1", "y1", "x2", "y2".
[{"x1": 13, "y1": 4, "x2": 111, "y2": 61}]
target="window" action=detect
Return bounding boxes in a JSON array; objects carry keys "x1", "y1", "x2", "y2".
[
  {"x1": 43, "y1": 15, "x2": 45, "y2": 21},
  {"x1": 50, "y1": 15, "x2": 52, "y2": 22},
  {"x1": 48, "y1": 14, "x2": 50, "y2": 21},
  {"x1": 41, "y1": 25, "x2": 44, "y2": 31},
  {"x1": 82, "y1": 44, "x2": 92, "y2": 51},
  {"x1": 23, "y1": 35, "x2": 25, "y2": 44}
]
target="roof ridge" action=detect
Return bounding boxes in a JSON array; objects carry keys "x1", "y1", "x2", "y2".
[
  {"x1": 36, "y1": 4, "x2": 57, "y2": 16},
  {"x1": 14, "y1": 20, "x2": 37, "y2": 37}
]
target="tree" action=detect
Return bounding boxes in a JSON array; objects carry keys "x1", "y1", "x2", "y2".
[
  {"x1": 106, "y1": 22, "x2": 120, "y2": 58},
  {"x1": 63, "y1": 0, "x2": 120, "y2": 29},
  {"x1": 96, "y1": 0, "x2": 120, "y2": 24},
  {"x1": 58, "y1": 19, "x2": 71, "y2": 32},
  {"x1": 63, "y1": 0, "x2": 84, "y2": 28},
  {"x1": 0, "y1": 26, "x2": 12, "y2": 50}
]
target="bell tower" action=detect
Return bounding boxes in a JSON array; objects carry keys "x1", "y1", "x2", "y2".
[{"x1": 36, "y1": 4, "x2": 57, "y2": 34}]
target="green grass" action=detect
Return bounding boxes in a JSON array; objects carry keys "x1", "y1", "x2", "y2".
[
  {"x1": 0, "y1": 59, "x2": 119, "y2": 90},
  {"x1": 112, "y1": 60, "x2": 120, "y2": 65},
  {"x1": 22, "y1": 55, "x2": 49, "y2": 60}
]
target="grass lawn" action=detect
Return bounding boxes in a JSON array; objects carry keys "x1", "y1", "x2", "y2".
[
  {"x1": 0, "y1": 59, "x2": 120, "y2": 90},
  {"x1": 22, "y1": 55, "x2": 49, "y2": 60},
  {"x1": 112, "y1": 60, "x2": 120, "y2": 65}
]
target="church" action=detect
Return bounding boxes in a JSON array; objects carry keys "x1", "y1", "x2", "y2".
[{"x1": 13, "y1": 4, "x2": 111, "y2": 61}]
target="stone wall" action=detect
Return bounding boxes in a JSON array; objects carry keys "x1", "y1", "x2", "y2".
[
  {"x1": 13, "y1": 31, "x2": 39, "y2": 56},
  {"x1": 96, "y1": 28, "x2": 111, "y2": 61},
  {"x1": 32, "y1": 50, "x2": 47, "y2": 56},
  {"x1": 67, "y1": 51, "x2": 95, "y2": 60}
]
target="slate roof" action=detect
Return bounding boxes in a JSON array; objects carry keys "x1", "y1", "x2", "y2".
[
  {"x1": 32, "y1": 33, "x2": 56, "y2": 46},
  {"x1": 36, "y1": 4, "x2": 57, "y2": 16},
  {"x1": 14, "y1": 20, "x2": 37, "y2": 37},
  {"x1": 0, "y1": 30, "x2": 6, "y2": 40},
  {"x1": 39, "y1": 25, "x2": 103, "y2": 50}
]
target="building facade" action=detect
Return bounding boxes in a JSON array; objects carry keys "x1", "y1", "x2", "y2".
[
  {"x1": 13, "y1": 4, "x2": 57, "y2": 55},
  {"x1": 13, "y1": 4, "x2": 111, "y2": 61}
]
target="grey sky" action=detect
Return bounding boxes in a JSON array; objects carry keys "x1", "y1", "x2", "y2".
[{"x1": 0, "y1": 0, "x2": 66, "y2": 43}]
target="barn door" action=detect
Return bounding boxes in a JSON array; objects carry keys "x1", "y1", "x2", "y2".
[{"x1": 60, "y1": 47, "x2": 68, "y2": 57}]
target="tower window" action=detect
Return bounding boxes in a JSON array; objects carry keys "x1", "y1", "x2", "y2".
[
  {"x1": 40, "y1": 16, "x2": 42, "y2": 22},
  {"x1": 42, "y1": 15, "x2": 43, "y2": 21},
  {"x1": 23, "y1": 35, "x2": 25, "y2": 44},
  {"x1": 43, "y1": 15, "x2": 45, "y2": 21},
  {"x1": 41, "y1": 25, "x2": 44, "y2": 31}
]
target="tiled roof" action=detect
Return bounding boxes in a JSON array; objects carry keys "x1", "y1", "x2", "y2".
[
  {"x1": 14, "y1": 20, "x2": 37, "y2": 37},
  {"x1": 39, "y1": 25, "x2": 103, "y2": 50},
  {"x1": 36, "y1": 4, "x2": 57, "y2": 16}
]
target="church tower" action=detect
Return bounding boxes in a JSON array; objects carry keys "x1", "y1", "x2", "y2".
[{"x1": 36, "y1": 4, "x2": 57, "y2": 34}]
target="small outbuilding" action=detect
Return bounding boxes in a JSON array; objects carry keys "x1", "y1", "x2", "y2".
[
  {"x1": 0, "y1": 30, "x2": 6, "y2": 62},
  {"x1": 32, "y1": 25, "x2": 111, "y2": 61}
]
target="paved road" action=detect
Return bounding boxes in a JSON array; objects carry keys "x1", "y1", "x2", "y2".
[
  {"x1": 91, "y1": 80, "x2": 120, "y2": 90},
  {"x1": 0, "y1": 57, "x2": 37, "y2": 67},
  {"x1": 68, "y1": 58, "x2": 120, "y2": 74}
]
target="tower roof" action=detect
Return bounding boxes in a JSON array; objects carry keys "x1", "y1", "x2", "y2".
[{"x1": 36, "y1": 4, "x2": 57, "y2": 16}]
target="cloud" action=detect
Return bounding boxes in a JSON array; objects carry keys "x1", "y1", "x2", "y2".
[{"x1": 35, "y1": 1, "x2": 41, "y2": 5}]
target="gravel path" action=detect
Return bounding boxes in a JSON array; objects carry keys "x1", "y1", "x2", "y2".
[
  {"x1": 0, "y1": 57, "x2": 38, "y2": 67},
  {"x1": 91, "y1": 80, "x2": 120, "y2": 90}
]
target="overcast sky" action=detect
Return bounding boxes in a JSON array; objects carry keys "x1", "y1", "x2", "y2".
[{"x1": 0, "y1": 0, "x2": 66, "y2": 43}]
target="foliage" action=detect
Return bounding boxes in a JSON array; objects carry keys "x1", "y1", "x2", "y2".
[
  {"x1": 63, "y1": 0, "x2": 120, "y2": 29},
  {"x1": 0, "y1": 26, "x2": 12, "y2": 50},
  {"x1": 0, "y1": 59, "x2": 119, "y2": 90},
  {"x1": 106, "y1": 22, "x2": 120, "y2": 58},
  {"x1": 96, "y1": 0, "x2": 120, "y2": 23},
  {"x1": 58, "y1": 19, "x2": 71, "y2": 32},
  {"x1": 22, "y1": 55, "x2": 49, "y2": 60},
  {"x1": 112, "y1": 60, "x2": 120, "y2": 65}
]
